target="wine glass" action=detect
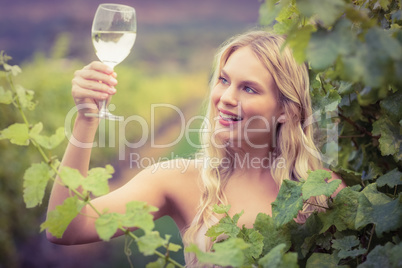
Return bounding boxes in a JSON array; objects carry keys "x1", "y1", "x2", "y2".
[{"x1": 85, "y1": 3, "x2": 137, "y2": 121}]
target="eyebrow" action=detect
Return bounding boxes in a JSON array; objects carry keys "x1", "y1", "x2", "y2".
[{"x1": 220, "y1": 69, "x2": 265, "y2": 91}]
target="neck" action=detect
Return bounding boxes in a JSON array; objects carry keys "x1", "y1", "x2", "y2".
[{"x1": 227, "y1": 144, "x2": 277, "y2": 177}]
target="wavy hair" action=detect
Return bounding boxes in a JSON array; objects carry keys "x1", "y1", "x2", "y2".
[{"x1": 182, "y1": 30, "x2": 326, "y2": 264}]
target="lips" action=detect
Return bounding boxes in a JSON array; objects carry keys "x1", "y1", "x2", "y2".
[{"x1": 219, "y1": 109, "x2": 243, "y2": 122}]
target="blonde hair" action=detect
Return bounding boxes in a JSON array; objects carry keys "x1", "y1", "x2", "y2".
[{"x1": 183, "y1": 30, "x2": 326, "y2": 260}]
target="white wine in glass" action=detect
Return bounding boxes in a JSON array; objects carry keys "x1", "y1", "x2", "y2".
[{"x1": 85, "y1": 3, "x2": 137, "y2": 121}]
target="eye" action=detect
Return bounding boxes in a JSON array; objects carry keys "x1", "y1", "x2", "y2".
[
  {"x1": 219, "y1": 76, "x2": 229, "y2": 85},
  {"x1": 244, "y1": 86, "x2": 256, "y2": 94}
]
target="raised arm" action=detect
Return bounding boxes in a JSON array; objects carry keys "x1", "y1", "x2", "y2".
[{"x1": 46, "y1": 62, "x2": 170, "y2": 244}]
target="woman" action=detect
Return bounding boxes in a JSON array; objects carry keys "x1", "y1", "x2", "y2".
[{"x1": 46, "y1": 31, "x2": 345, "y2": 266}]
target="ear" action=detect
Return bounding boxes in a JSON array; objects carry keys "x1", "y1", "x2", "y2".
[{"x1": 277, "y1": 114, "x2": 287, "y2": 124}]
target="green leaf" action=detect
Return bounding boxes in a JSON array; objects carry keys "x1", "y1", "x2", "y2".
[
  {"x1": 29, "y1": 126, "x2": 65, "y2": 150},
  {"x1": 297, "y1": 0, "x2": 345, "y2": 27},
  {"x1": 16, "y1": 85, "x2": 36, "y2": 110},
  {"x1": 206, "y1": 213, "x2": 242, "y2": 242},
  {"x1": 306, "y1": 253, "x2": 344, "y2": 268},
  {"x1": 376, "y1": 168, "x2": 402, "y2": 187},
  {"x1": 362, "y1": 162, "x2": 383, "y2": 181},
  {"x1": 372, "y1": 115, "x2": 402, "y2": 159},
  {"x1": 241, "y1": 228, "x2": 264, "y2": 263},
  {"x1": 82, "y1": 165, "x2": 114, "y2": 196},
  {"x1": 318, "y1": 187, "x2": 360, "y2": 232},
  {"x1": 332, "y1": 235, "x2": 364, "y2": 259},
  {"x1": 258, "y1": 243, "x2": 298, "y2": 268},
  {"x1": 331, "y1": 167, "x2": 362, "y2": 187},
  {"x1": 59, "y1": 166, "x2": 84, "y2": 190},
  {"x1": 120, "y1": 201, "x2": 158, "y2": 233},
  {"x1": 272, "y1": 180, "x2": 304, "y2": 227},
  {"x1": 307, "y1": 19, "x2": 356, "y2": 70},
  {"x1": 146, "y1": 258, "x2": 166, "y2": 268},
  {"x1": 165, "y1": 235, "x2": 182, "y2": 252},
  {"x1": 358, "y1": 242, "x2": 402, "y2": 268},
  {"x1": 186, "y1": 238, "x2": 249, "y2": 267},
  {"x1": 380, "y1": 90, "x2": 402, "y2": 121},
  {"x1": 0, "y1": 86, "x2": 12, "y2": 104},
  {"x1": 23, "y1": 162, "x2": 54, "y2": 208},
  {"x1": 212, "y1": 204, "x2": 231, "y2": 214},
  {"x1": 259, "y1": 0, "x2": 292, "y2": 26},
  {"x1": 95, "y1": 213, "x2": 120, "y2": 241},
  {"x1": 286, "y1": 25, "x2": 315, "y2": 63},
  {"x1": 254, "y1": 213, "x2": 291, "y2": 255},
  {"x1": 40, "y1": 196, "x2": 84, "y2": 238},
  {"x1": 0, "y1": 123, "x2": 29, "y2": 146},
  {"x1": 137, "y1": 231, "x2": 166, "y2": 256},
  {"x1": 355, "y1": 191, "x2": 402, "y2": 237},
  {"x1": 302, "y1": 170, "x2": 341, "y2": 200}
]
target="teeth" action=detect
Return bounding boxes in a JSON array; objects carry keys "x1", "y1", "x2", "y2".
[{"x1": 220, "y1": 112, "x2": 242, "y2": 121}]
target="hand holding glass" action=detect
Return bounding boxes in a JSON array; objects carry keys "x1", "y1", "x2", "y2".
[{"x1": 85, "y1": 4, "x2": 137, "y2": 121}]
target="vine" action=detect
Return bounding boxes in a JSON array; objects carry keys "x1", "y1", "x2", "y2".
[
  {"x1": 0, "y1": 52, "x2": 184, "y2": 268},
  {"x1": 1, "y1": 0, "x2": 402, "y2": 267}
]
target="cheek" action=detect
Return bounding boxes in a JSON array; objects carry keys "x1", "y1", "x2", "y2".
[{"x1": 210, "y1": 86, "x2": 221, "y2": 107}]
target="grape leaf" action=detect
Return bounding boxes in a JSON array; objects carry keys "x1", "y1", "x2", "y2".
[
  {"x1": 95, "y1": 213, "x2": 120, "y2": 241},
  {"x1": 286, "y1": 25, "x2": 315, "y2": 63},
  {"x1": 241, "y1": 228, "x2": 264, "y2": 263},
  {"x1": 259, "y1": 0, "x2": 292, "y2": 26},
  {"x1": 355, "y1": 191, "x2": 402, "y2": 237},
  {"x1": 23, "y1": 162, "x2": 54, "y2": 208},
  {"x1": 212, "y1": 204, "x2": 231, "y2": 214},
  {"x1": 380, "y1": 90, "x2": 402, "y2": 121},
  {"x1": 332, "y1": 235, "x2": 363, "y2": 259},
  {"x1": 272, "y1": 180, "x2": 304, "y2": 227},
  {"x1": 258, "y1": 243, "x2": 298, "y2": 268},
  {"x1": 120, "y1": 201, "x2": 158, "y2": 233},
  {"x1": 318, "y1": 187, "x2": 360, "y2": 233},
  {"x1": 82, "y1": 165, "x2": 114, "y2": 196},
  {"x1": 358, "y1": 242, "x2": 402, "y2": 268},
  {"x1": 40, "y1": 196, "x2": 84, "y2": 238},
  {"x1": 297, "y1": 0, "x2": 345, "y2": 27},
  {"x1": 137, "y1": 231, "x2": 166, "y2": 256},
  {"x1": 186, "y1": 238, "x2": 249, "y2": 267},
  {"x1": 164, "y1": 235, "x2": 182, "y2": 252},
  {"x1": 0, "y1": 86, "x2": 12, "y2": 104},
  {"x1": 306, "y1": 253, "x2": 344, "y2": 268},
  {"x1": 253, "y1": 213, "x2": 291, "y2": 255},
  {"x1": 29, "y1": 126, "x2": 65, "y2": 150},
  {"x1": 376, "y1": 168, "x2": 402, "y2": 187},
  {"x1": 3, "y1": 62, "x2": 22, "y2": 76},
  {"x1": 302, "y1": 169, "x2": 341, "y2": 200},
  {"x1": 362, "y1": 162, "x2": 383, "y2": 181},
  {"x1": 372, "y1": 115, "x2": 402, "y2": 159},
  {"x1": 206, "y1": 212, "x2": 242, "y2": 241},
  {"x1": 59, "y1": 166, "x2": 84, "y2": 190},
  {"x1": 16, "y1": 85, "x2": 35, "y2": 110},
  {"x1": 0, "y1": 123, "x2": 29, "y2": 146},
  {"x1": 307, "y1": 19, "x2": 356, "y2": 70}
]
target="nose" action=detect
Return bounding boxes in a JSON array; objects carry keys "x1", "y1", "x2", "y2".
[{"x1": 220, "y1": 85, "x2": 238, "y2": 107}]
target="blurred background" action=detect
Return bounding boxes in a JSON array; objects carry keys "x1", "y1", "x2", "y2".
[{"x1": 0, "y1": 0, "x2": 260, "y2": 267}]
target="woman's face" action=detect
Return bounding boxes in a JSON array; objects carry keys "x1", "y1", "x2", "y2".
[{"x1": 211, "y1": 45, "x2": 283, "y2": 149}]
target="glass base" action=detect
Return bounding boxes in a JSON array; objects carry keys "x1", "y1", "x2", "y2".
[{"x1": 85, "y1": 110, "x2": 123, "y2": 121}]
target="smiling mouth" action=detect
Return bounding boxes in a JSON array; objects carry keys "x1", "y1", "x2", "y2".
[{"x1": 219, "y1": 111, "x2": 243, "y2": 121}]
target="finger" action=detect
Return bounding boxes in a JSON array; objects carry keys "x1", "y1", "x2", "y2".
[
  {"x1": 84, "y1": 61, "x2": 114, "y2": 74},
  {"x1": 73, "y1": 76, "x2": 117, "y2": 95},
  {"x1": 74, "y1": 69, "x2": 118, "y2": 87},
  {"x1": 72, "y1": 85, "x2": 110, "y2": 101}
]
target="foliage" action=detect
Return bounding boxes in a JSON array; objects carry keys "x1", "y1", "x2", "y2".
[
  {"x1": 0, "y1": 53, "x2": 184, "y2": 268},
  {"x1": 1, "y1": 0, "x2": 402, "y2": 267}
]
